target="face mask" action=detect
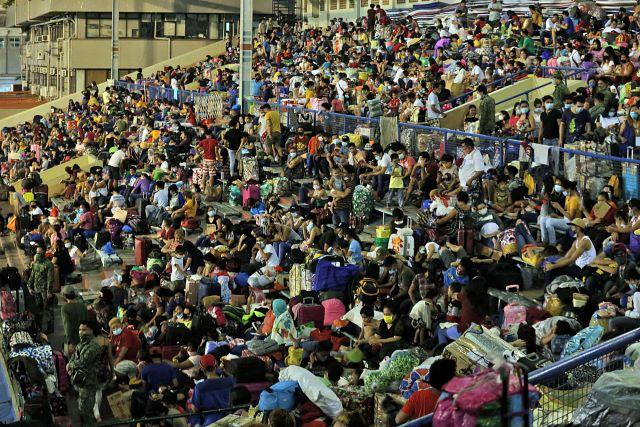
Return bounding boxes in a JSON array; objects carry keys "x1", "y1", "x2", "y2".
[
  {"x1": 65, "y1": 243, "x2": 72, "y2": 249},
  {"x1": 521, "y1": 107, "x2": 529, "y2": 114},
  {"x1": 375, "y1": 155, "x2": 382, "y2": 161},
  {"x1": 383, "y1": 315, "x2": 394, "y2": 324},
  {"x1": 289, "y1": 152, "x2": 296, "y2": 159},
  {"x1": 113, "y1": 328, "x2": 123, "y2": 336},
  {"x1": 313, "y1": 184, "x2": 321, "y2": 190},
  {"x1": 534, "y1": 107, "x2": 542, "y2": 113},
  {"x1": 394, "y1": 220, "x2": 404, "y2": 225},
  {"x1": 307, "y1": 222, "x2": 314, "y2": 233},
  {"x1": 562, "y1": 191, "x2": 568, "y2": 196},
  {"x1": 575, "y1": 107, "x2": 583, "y2": 113},
  {"x1": 478, "y1": 208, "x2": 488, "y2": 215},
  {"x1": 554, "y1": 184, "x2": 562, "y2": 193},
  {"x1": 342, "y1": 141, "x2": 348, "y2": 147},
  {"x1": 588, "y1": 82, "x2": 596, "y2": 88},
  {"x1": 176, "y1": 314, "x2": 183, "y2": 319},
  {"x1": 515, "y1": 107, "x2": 521, "y2": 115},
  {"x1": 207, "y1": 210, "x2": 215, "y2": 217},
  {"x1": 241, "y1": 148, "x2": 250, "y2": 155},
  {"x1": 631, "y1": 283, "x2": 638, "y2": 292},
  {"x1": 632, "y1": 112, "x2": 639, "y2": 120},
  {"x1": 334, "y1": 180, "x2": 344, "y2": 191},
  {"x1": 545, "y1": 103, "x2": 554, "y2": 110},
  {"x1": 259, "y1": 241, "x2": 266, "y2": 249},
  {"x1": 564, "y1": 104, "x2": 572, "y2": 110}
]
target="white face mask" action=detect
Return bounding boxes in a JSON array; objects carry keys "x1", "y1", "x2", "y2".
[
  {"x1": 478, "y1": 208, "x2": 488, "y2": 215},
  {"x1": 65, "y1": 243, "x2": 72, "y2": 249}
]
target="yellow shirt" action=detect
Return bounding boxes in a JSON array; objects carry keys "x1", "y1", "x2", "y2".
[
  {"x1": 389, "y1": 165, "x2": 404, "y2": 189},
  {"x1": 265, "y1": 110, "x2": 282, "y2": 133},
  {"x1": 565, "y1": 195, "x2": 581, "y2": 219},
  {"x1": 183, "y1": 198, "x2": 197, "y2": 219}
]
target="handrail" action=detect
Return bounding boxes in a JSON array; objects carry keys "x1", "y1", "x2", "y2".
[
  {"x1": 529, "y1": 326, "x2": 640, "y2": 384},
  {"x1": 495, "y1": 68, "x2": 584, "y2": 108},
  {"x1": 97, "y1": 404, "x2": 251, "y2": 427},
  {"x1": 440, "y1": 70, "x2": 529, "y2": 106}
]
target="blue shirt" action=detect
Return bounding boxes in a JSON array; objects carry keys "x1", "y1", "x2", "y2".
[
  {"x1": 141, "y1": 362, "x2": 177, "y2": 392},
  {"x1": 190, "y1": 377, "x2": 236, "y2": 425},
  {"x1": 250, "y1": 80, "x2": 264, "y2": 97},
  {"x1": 349, "y1": 239, "x2": 363, "y2": 263},
  {"x1": 563, "y1": 17, "x2": 575, "y2": 35},
  {"x1": 443, "y1": 266, "x2": 470, "y2": 288}
]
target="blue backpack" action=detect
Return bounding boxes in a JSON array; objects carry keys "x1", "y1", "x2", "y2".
[
  {"x1": 561, "y1": 325, "x2": 604, "y2": 359},
  {"x1": 258, "y1": 380, "x2": 299, "y2": 411},
  {"x1": 312, "y1": 259, "x2": 360, "y2": 292}
]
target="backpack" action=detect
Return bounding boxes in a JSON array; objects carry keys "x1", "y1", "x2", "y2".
[
  {"x1": 355, "y1": 278, "x2": 379, "y2": 297},
  {"x1": 352, "y1": 185, "x2": 374, "y2": 221},
  {"x1": 561, "y1": 325, "x2": 605, "y2": 359},
  {"x1": 502, "y1": 302, "x2": 527, "y2": 333},
  {"x1": 1, "y1": 290, "x2": 17, "y2": 320},
  {"x1": 246, "y1": 338, "x2": 280, "y2": 356},
  {"x1": 258, "y1": 380, "x2": 300, "y2": 411},
  {"x1": 0, "y1": 267, "x2": 22, "y2": 291}
]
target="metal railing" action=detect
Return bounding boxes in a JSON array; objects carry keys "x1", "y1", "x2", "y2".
[
  {"x1": 97, "y1": 404, "x2": 251, "y2": 426},
  {"x1": 114, "y1": 80, "x2": 208, "y2": 104},
  {"x1": 246, "y1": 99, "x2": 640, "y2": 200},
  {"x1": 401, "y1": 327, "x2": 640, "y2": 427},
  {"x1": 495, "y1": 67, "x2": 586, "y2": 108}
]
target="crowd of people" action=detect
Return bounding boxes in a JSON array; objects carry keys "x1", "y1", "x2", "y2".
[{"x1": 2, "y1": 2, "x2": 640, "y2": 427}]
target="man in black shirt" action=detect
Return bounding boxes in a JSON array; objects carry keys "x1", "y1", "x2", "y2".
[
  {"x1": 538, "y1": 95, "x2": 562, "y2": 146},
  {"x1": 223, "y1": 117, "x2": 246, "y2": 176}
]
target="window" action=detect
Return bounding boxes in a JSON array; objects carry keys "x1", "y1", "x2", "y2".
[
  {"x1": 320, "y1": 0, "x2": 325, "y2": 11},
  {"x1": 9, "y1": 37, "x2": 20, "y2": 47},
  {"x1": 348, "y1": 0, "x2": 355, "y2": 8},
  {"x1": 330, "y1": 0, "x2": 337, "y2": 10},
  {"x1": 339, "y1": 0, "x2": 347, "y2": 8},
  {"x1": 86, "y1": 12, "x2": 113, "y2": 38},
  {"x1": 0, "y1": 39, "x2": 4, "y2": 49},
  {"x1": 186, "y1": 14, "x2": 209, "y2": 38}
]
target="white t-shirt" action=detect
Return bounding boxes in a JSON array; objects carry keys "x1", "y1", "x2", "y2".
[
  {"x1": 471, "y1": 65, "x2": 485, "y2": 82},
  {"x1": 377, "y1": 153, "x2": 392, "y2": 174},
  {"x1": 427, "y1": 91, "x2": 442, "y2": 119},
  {"x1": 336, "y1": 79, "x2": 349, "y2": 99},
  {"x1": 171, "y1": 78, "x2": 179, "y2": 90},
  {"x1": 108, "y1": 149, "x2": 126, "y2": 168},
  {"x1": 458, "y1": 148, "x2": 486, "y2": 188},
  {"x1": 171, "y1": 256, "x2": 186, "y2": 281},
  {"x1": 257, "y1": 243, "x2": 280, "y2": 267}
]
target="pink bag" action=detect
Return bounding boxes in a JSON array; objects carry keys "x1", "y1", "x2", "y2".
[
  {"x1": 502, "y1": 299, "x2": 527, "y2": 333},
  {"x1": 321, "y1": 298, "x2": 346, "y2": 326},
  {"x1": 0, "y1": 290, "x2": 17, "y2": 320},
  {"x1": 242, "y1": 184, "x2": 260, "y2": 207}
]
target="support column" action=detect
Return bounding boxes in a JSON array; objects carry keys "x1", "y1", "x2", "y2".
[
  {"x1": 110, "y1": 0, "x2": 119, "y2": 81},
  {"x1": 239, "y1": 0, "x2": 253, "y2": 112}
]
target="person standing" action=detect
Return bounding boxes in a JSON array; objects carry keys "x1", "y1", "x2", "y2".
[
  {"x1": 61, "y1": 285, "x2": 88, "y2": 357},
  {"x1": 27, "y1": 245, "x2": 55, "y2": 333},
  {"x1": 551, "y1": 72, "x2": 570, "y2": 110},
  {"x1": 197, "y1": 129, "x2": 220, "y2": 201},
  {"x1": 223, "y1": 117, "x2": 246, "y2": 177},
  {"x1": 68, "y1": 320, "x2": 101, "y2": 426},
  {"x1": 477, "y1": 85, "x2": 495, "y2": 135},
  {"x1": 538, "y1": 95, "x2": 562, "y2": 146},
  {"x1": 488, "y1": 0, "x2": 502, "y2": 27}
]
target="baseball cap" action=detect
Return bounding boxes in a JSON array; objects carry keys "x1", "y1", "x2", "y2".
[{"x1": 200, "y1": 354, "x2": 216, "y2": 369}]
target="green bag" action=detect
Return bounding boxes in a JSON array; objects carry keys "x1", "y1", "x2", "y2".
[{"x1": 352, "y1": 185, "x2": 374, "y2": 221}]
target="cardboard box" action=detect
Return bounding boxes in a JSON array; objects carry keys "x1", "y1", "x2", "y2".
[{"x1": 107, "y1": 390, "x2": 134, "y2": 420}]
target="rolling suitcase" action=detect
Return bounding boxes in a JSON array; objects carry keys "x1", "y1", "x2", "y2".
[
  {"x1": 134, "y1": 238, "x2": 150, "y2": 266},
  {"x1": 295, "y1": 297, "x2": 325, "y2": 328},
  {"x1": 136, "y1": 198, "x2": 150, "y2": 220}
]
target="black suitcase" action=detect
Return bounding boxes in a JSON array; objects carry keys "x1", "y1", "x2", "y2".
[
  {"x1": 224, "y1": 356, "x2": 266, "y2": 383},
  {"x1": 136, "y1": 197, "x2": 150, "y2": 220}
]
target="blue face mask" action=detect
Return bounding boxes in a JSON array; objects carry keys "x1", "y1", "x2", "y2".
[
  {"x1": 564, "y1": 104, "x2": 572, "y2": 110},
  {"x1": 632, "y1": 112, "x2": 639, "y2": 120}
]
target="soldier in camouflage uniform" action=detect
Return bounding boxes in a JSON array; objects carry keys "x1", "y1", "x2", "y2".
[
  {"x1": 68, "y1": 320, "x2": 101, "y2": 426},
  {"x1": 26, "y1": 246, "x2": 55, "y2": 333},
  {"x1": 552, "y1": 71, "x2": 570, "y2": 110}
]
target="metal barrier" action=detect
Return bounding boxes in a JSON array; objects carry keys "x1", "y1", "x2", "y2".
[
  {"x1": 401, "y1": 327, "x2": 640, "y2": 427},
  {"x1": 245, "y1": 99, "x2": 640, "y2": 196},
  {"x1": 97, "y1": 404, "x2": 251, "y2": 426},
  {"x1": 115, "y1": 80, "x2": 205, "y2": 105}
]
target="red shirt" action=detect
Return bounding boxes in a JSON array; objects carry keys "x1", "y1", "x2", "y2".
[
  {"x1": 400, "y1": 388, "x2": 441, "y2": 419},
  {"x1": 111, "y1": 327, "x2": 141, "y2": 362},
  {"x1": 198, "y1": 137, "x2": 218, "y2": 161}
]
